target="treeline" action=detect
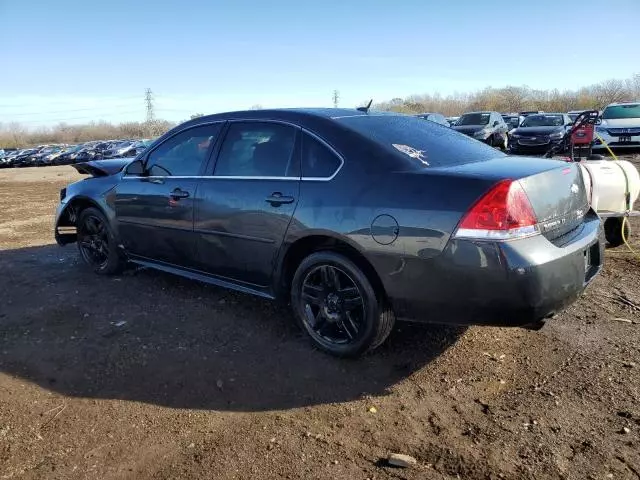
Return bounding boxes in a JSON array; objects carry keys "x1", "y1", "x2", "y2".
[
  {"x1": 0, "y1": 120, "x2": 175, "y2": 149},
  {"x1": 2, "y1": 75, "x2": 639, "y2": 148},
  {"x1": 374, "y1": 75, "x2": 640, "y2": 116}
]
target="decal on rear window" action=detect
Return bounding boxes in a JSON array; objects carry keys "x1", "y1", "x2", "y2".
[{"x1": 392, "y1": 144, "x2": 429, "y2": 165}]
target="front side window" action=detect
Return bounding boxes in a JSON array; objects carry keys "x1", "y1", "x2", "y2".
[
  {"x1": 301, "y1": 133, "x2": 342, "y2": 178},
  {"x1": 145, "y1": 124, "x2": 222, "y2": 176},
  {"x1": 214, "y1": 122, "x2": 298, "y2": 177}
]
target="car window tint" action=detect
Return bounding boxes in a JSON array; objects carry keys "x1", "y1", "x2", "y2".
[
  {"x1": 214, "y1": 122, "x2": 297, "y2": 177},
  {"x1": 301, "y1": 133, "x2": 341, "y2": 178},
  {"x1": 338, "y1": 115, "x2": 505, "y2": 167},
  {"x1": 146, "y1": 124, "x2": 221, "y2": 176}
]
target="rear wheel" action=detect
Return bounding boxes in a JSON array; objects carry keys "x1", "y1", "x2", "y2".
[
  {"x1": 291, "y1": 252, "x2": 395, "y2": 357},
  {"x1": 77, "y1": 207, "x2": 125, "y2": 274},
  {"x1": 604, "y1": 217, "x2": 630, "y2": 248}
]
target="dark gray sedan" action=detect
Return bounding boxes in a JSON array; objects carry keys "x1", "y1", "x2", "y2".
[{"x1": 54, "y1": 109, "x2": 603, "y2": 357}]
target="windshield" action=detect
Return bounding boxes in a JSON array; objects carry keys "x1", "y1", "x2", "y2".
[
  {"x1": 520, "y1": 115, "x2": 564, "y2": 127},
  {"x1": 602, "y1": 104, "x2": 640, "y2": 119},
  {"x1": 336, "y1": 114, "x2": 503, "y2": 168},
  {"x1": 457, "y1": 113, "x2": 490, "y2": 126}
]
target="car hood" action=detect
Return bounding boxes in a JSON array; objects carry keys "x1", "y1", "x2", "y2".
[
  {"x1": 512, "y1": 126, "x2": 564, "y2": 135},
  {"x1": 453, "y1": 125, "x2": 485, "y2": 134},
  {"x1": 71, "y1": 158, "x2": 132, "y2": 177},
  {"x1": 601, "y1": 118, "x2": 640, "y2": 127}
]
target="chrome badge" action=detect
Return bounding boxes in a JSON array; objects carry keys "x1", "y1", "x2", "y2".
[{"x1": 570, "y1": 183, "x2": 579, "y2": 194}]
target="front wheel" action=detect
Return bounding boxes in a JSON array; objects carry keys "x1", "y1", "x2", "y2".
[
  {"x1": 291, "y1": 252, "x2": 395, "y2": 357},
  {"x1": 77, "y1": 207, "x2": 126, "y2": 274}
]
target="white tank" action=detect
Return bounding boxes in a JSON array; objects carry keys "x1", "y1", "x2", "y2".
[{"x1": 578, "y1": 160, "x2": 640, "y2": 213}]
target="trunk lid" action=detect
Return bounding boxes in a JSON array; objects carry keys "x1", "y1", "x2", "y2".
[
  {"x1": 71, "y1": 159, "x2": 132, "y2": 177},
  {"x1": 436, "y1": 156, "x2": 589, "y2": 241}
]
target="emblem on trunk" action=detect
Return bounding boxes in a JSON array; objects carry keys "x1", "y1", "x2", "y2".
[{"x1": 570, "y1": 183, "x2": 579, "y2": 194}]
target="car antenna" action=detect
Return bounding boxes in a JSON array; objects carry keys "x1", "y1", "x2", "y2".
[{"x1": 357, "y1": 99, "x2": 373, "y2": 113}]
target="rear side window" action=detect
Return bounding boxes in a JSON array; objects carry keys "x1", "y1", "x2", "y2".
[
  {"x1": 146, "y1": 124, "x2": 222, "y2": 176},
  {"x1": 301, "y1": 133, "x2": 342, "y2": 178},
  {"x1": 214, "y1": 122, "x2": 298, "y2": 177},
  {"x1": 337, "y1": 115, "x2": 504, "y2": 167}
]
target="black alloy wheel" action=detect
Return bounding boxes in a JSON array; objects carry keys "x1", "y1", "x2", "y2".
[
  {"x1": 77, "y1": 207, "x2": 125, "y2": 274},
  {"x1": 301, "y1": 264, "x2": 365, "y2": 344},
  {"x1": 291, "y1": 252, "x2": 395, "y2": 357}
]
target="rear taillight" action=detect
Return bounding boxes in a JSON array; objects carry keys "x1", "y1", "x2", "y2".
[{"x1": 454, "y1": 179, "x2": 539, "y2": 240}]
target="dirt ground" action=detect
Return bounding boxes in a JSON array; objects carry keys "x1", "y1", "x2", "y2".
[{"x1": 0, "y1": 160, "x2": 639, "y2": 480}]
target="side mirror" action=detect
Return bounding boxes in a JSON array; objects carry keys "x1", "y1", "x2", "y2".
[
  {"x1": 125, "y1": 159, "x2": 145, "y2": 175},
  {"x1": 493, "y1": 121, "x2": 499, "y2": 127}
]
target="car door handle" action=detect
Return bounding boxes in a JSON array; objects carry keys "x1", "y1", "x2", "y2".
[
  {"x1": 265, "y1": 192, "x2": 295, "y2": 206},
  {"x1": 170, "y1": 188, "x2": 190, "y2": 199}
]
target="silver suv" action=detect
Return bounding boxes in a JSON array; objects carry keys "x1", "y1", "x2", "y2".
[{"x1": 594, "y1": 102, "x2": 640, "y2": 150}]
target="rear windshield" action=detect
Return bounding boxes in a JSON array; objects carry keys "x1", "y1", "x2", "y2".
[
  {"x1": 602, "y1": 104, "x2": 640, "y2": 119},
  {"x1": 457, "y1": 113, "x2": 490, "y2": 126},
  {"x1": 337, "y1": 115, "x2": 504, "y2": 168},
  {"x1": 521, "y1": 115, "x2": 564, "y2": 127}
]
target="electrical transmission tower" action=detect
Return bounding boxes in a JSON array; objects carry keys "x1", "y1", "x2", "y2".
[
  {"x1": 332, "y1": 90, "x2": 340, "y2": 108},
  {"x1": 144, "y1": 88, "x2": 155, "y2": 123}
]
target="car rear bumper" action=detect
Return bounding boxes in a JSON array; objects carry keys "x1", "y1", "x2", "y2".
[{"x1": 385, "y1": 211, "x2": 604, "y2": 328}]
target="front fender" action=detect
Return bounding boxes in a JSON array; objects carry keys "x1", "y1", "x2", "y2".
[{"x1": 54, "y1": 176, "x2": 119, "y2": 246}]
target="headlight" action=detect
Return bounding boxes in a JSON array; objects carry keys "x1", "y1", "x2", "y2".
[{"x1": 549, "y1": 131, "x2": 565, "y2": 140}]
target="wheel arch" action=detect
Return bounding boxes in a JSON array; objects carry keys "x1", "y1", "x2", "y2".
[
  {"x1": 276, "y1": 232, "x2": 386, "y2": 301},
  {"x1": 55, "y1": 196, "x2": 109, "y2": 245}
]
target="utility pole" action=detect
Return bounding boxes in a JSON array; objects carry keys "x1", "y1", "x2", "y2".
[
  {"x1": 332, "y1": 90, "x2": 340, "y2": 108},
  {"x1": 145, "y1": 88, "x2": 155, "y2": 123}
]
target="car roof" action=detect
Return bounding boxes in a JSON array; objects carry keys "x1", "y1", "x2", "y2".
[
  {"x1": 605, "y1": 101, "x2": 640, "y2": 107},
  {"x1": 188, "y1": 108, "x2": 400, "y2": 123}
]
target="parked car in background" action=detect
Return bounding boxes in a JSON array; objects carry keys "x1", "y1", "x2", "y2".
[
  {"x1": 593, "y1": 102, "x2": 640, "y2": 150},
  {"x1": 453, "y1": 111, "x2": 508, "y2": 148},
  {"x1": 0, "y1": 149, "x2": 25, "y2": 167},
  {"x1": 414, "y1": 112, "x2": 450, "y2": 127},
  {"x1": 102, "y1": 141, "x2": 135, "y2": 159},
  {"x1": 520, "y1": 110, "x2": 544, "y2": 117},
  {"x1": 446, "y1": 116, "x2": 459, "y2": 126},
  {"x1": 54, "y1": 108, "x2": 602, "y2": 357},
  {"x1": 501, "y1": 114, "x2": 522, "y2": 130},
  {"x1": 508, "y1": 113, "x2": 573, "y2": 154},
  {"x1": 34, "y1": 146, "x2": 67, "y2": 166},
  {"x1": 12, "y1": 148, "x2": 42, "y2": 167},
  {"x1": 567, "y1": 110, "x2": 584, "y2": 122},
  {"x1": 54, "y1": 144, "x2": 84, "y2": 165}
]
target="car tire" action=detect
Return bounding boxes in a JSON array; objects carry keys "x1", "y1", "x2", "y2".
[
  {"x1": 77, "y1": 207, "x2": 126, "y2": 275},
  {"x1": 604, "y1": 217, "x2": 629, "y2": 248},
  {"x1": 291, "y1": 251, "x2": 395, "y2": 357}
]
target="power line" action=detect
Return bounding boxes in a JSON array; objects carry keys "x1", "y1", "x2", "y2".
[
  {"x1": 0, "y1": 95, "x2": 142, "y2": 109},
  {"x1": 15, "y1": 111, "x2": 143, "y2": 124},
  {"x1": 1, "y1": 104, "x2": 143, "y2": 117}
]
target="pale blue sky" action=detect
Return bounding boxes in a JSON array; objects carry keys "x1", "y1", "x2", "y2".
[{"x1": 1, "y1": 0, "x2": 639, "y2": 126}]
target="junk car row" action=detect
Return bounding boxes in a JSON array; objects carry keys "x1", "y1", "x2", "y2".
[{"x1": 0, "y1": 139, "x2": 153, "y2": 168}]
